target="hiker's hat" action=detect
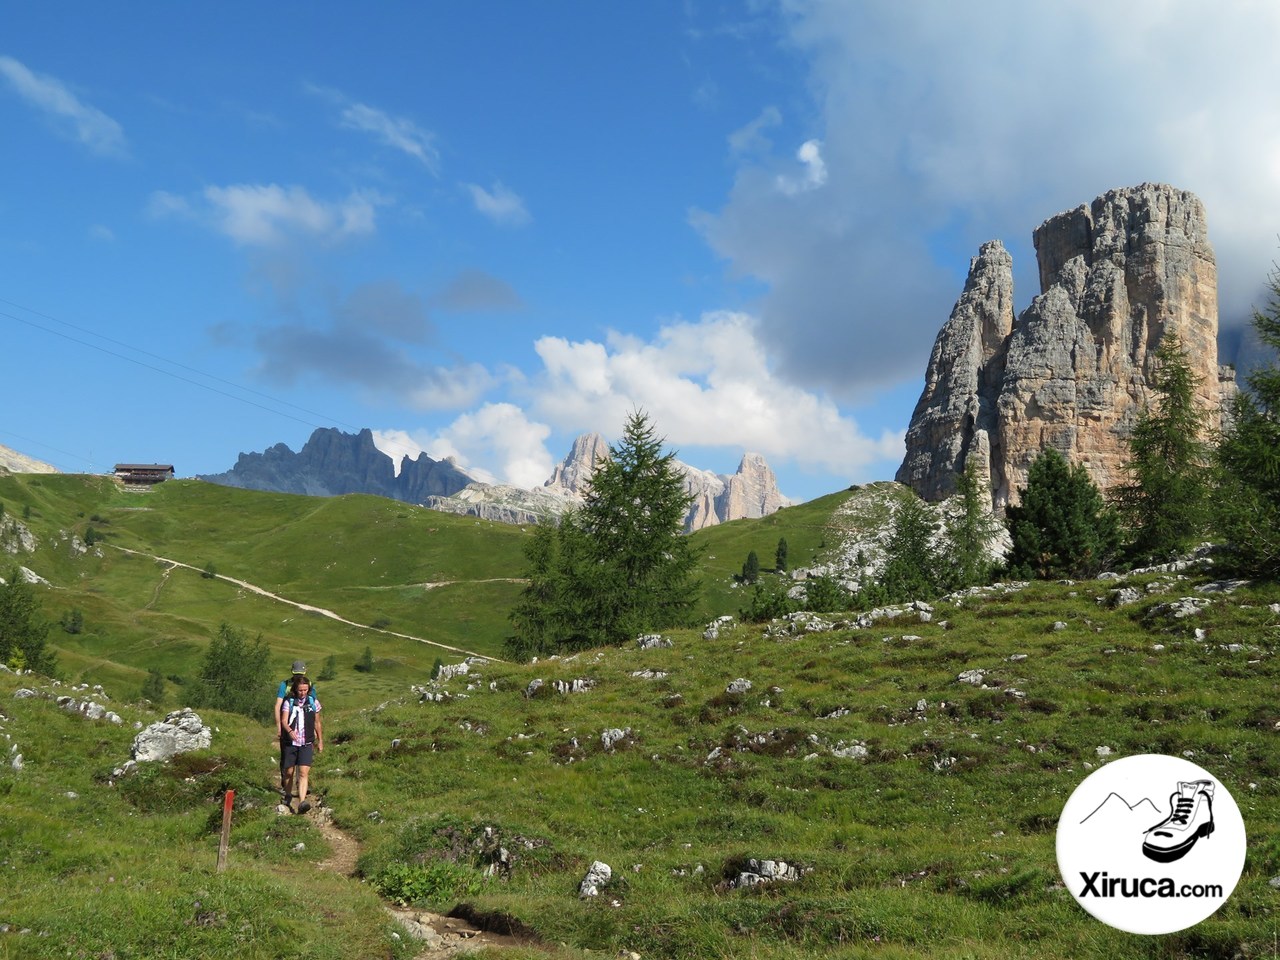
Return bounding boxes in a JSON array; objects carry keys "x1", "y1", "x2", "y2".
[{"x1": 291, "y1": 660, "x2": 307, "y2": 674}]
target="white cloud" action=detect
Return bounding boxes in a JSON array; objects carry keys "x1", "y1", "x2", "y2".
[
  {"x1": 151, "y1": 183, "x2": 381, "y2": 246},
  {"x1": 0, "y1": 55, "x2": 126, "y2": 156},
  {"x1": 307, "y1": 83, "x2": 440, "y2": 173},
  {"x1": 695, "y1": 2, "x2": 1280, "y2": 396},
  {"x1": 528, "y1": 311, "x2": 903, "y2": 476},
  {"x1": 405, "y1": 363, "x2": 496, "y2": 411},
  {"x1": 775, "y1": 139, "x2": 826, "y2": 195},
  {"x1": 339, "y1": 101, "x2": 440, "y2": 173},
  {"x1": 374, "y1": 404, "x2": 554, "y2": 488},
  {"x1": 88, "y1": 224, "x2": 115, "y2": 242},
  {"x1": 465, "y1": 181, "x2": 531, "y2": 226}
]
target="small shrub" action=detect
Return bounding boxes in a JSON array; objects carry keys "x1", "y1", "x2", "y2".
[
  {"x1": 354, "y1": 646, "x2": 374, "y2": 673},
  {"x1": 370, "y1": 616, "x2": 392, "y2": 630},
  {"x1": 370, "y1": 860, "x2": 488, "y2": 907}
]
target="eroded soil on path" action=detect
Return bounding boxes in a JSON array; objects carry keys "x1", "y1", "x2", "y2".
[{"x1": 302, "y1": 801, "x2": 542, "y2": 958}]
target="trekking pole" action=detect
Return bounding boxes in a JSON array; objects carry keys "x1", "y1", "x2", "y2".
[{"x1": 216, "y1": 789, "x2": 235, "y2": 873}]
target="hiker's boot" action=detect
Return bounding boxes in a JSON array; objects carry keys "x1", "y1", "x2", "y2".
[{"x1": 1142, "y1": 780, "x2": 1215, "y2": 863}]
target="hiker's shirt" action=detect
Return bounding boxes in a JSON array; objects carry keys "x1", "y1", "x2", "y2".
[{"x1": 283, "y1": 696, "x2": 320, "y2": 747}]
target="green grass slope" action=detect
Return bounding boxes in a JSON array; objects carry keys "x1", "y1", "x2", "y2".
[
  {"x1": 3, "y1": 566, "x2": 1276, "y2": 958},
  {"x1": 0, "y1": 475, "x2": 538, "y2": 698}
]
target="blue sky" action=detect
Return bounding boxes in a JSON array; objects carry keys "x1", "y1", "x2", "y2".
[{"x1": 4, "y1": 2, "x2": 1280, "y2": 504}]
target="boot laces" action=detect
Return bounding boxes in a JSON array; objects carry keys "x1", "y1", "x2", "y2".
[{"x1": 1170, "y1": 795, "x2": 1195, "y2": 825}]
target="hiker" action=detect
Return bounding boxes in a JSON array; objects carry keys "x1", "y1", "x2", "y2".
[
  {"x1": 275, "y1": 660, "x2": 317, "y2": 803},
  {"x1": 279, "y1": 676, "x2": 322, "y2": 814}
]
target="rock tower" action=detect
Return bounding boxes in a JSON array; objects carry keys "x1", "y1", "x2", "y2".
[{"x1": 896, "y1": 183, "x2": 1236, "y2": 508}]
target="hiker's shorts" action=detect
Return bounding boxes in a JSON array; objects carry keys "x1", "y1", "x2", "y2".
[{"x1": 282, "y1": 741, "x2": 314, "y2": 769}]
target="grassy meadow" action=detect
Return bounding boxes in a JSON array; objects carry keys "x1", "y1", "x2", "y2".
[{"x1": 0, "y1": 473, "x2": 1277, "y2": 958}]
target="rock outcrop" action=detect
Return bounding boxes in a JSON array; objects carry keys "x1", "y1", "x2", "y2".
[
  {"x1": 0, "y1": 444, "x2": 58, "y2": 475},
  {"x1": 898, "y1": 184, "x2": 1236, "y2": 508},
  {"x1": 199, "y1": 427, "x2": 476, "y2": 503},
  {"x1": 131, "y1": 707, "x2": 213, "y2": 762}
]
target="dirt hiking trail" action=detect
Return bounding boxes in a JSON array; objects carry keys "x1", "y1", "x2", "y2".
[{"x1": 302, "y1": 801, "x2": 543, "y2": 958}]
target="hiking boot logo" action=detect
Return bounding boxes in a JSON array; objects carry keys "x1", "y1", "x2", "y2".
[{"x1": 1142, "y1": 779, "x2": 1214, "y2": 863}]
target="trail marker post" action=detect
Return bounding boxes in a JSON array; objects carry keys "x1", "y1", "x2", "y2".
[{"x1": 216, "y1": 789, "x2": 235, "y2": 873}]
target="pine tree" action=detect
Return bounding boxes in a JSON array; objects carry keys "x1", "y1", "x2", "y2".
[
  {"x1": 0, "y1": 567, "x2": 56, "y2": 675},
  {"x1": 1218, "y1": 262, "x2": 1280, "y2": 576},
  {"x1": 356, "y1": 646, "x2": 375, "y2": 673},
  {"x1": 775, "y1": 537, "x2": 788, "y2": 573},
  {"x1": 741, "y1": 550, "x2": 760, "y2": 584},
  {"x1": 506, "y1": 411, "x2": 700, "y2": 658},
  {"x1": 1005, "y1": 448, "x2": 1120, "y2": 579},
  {"x1": 1115, "y1": 333, "x2": 1213, "y2": 563}
]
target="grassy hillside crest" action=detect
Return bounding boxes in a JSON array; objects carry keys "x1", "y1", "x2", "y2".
[{"x1": 0, "y1": 474, "x2": 1277, "y2": 958}]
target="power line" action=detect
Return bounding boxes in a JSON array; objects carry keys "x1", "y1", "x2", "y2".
[{"x1": 0, "y1": 296, "x2": 433, "y2": 464}]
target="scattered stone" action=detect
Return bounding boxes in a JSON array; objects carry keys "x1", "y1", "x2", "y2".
[
  {"x1": 830, "y1": 741, "x2": 868, "y2": 759},
  {"x1": 131, "y1": 708, "x2": 213, "y2": 763},
  {"x1": 1108, "y1": 587, "x2": 1142, "y2": 608},
  {"x1": 1149, "y1": 597, "x2": 1213, "y2": 619},
  {"x1": 552, "y1": 678, "x2": 595, "y2": 695},
  {"x1": 1052, "y1": 621, "x2": 1067, "y2": 631},
  {"x1": 12, "y1": 689, "x2": 38, "y2": 699},
  {"x1": 578, "y1": 861, "x2": 612, "y2": 898},
  {"x1": 630, "y1": 669, "x2": 668, "y2": 680},
  {"x1": 1096, "y1": 746, "x2": 1113, "y2": 758},
  {"x1": 728, "y1": 858, "x2": 810, "y2": 890},
  {"x1": 638, "y1": 633, "x2": 674, "y2": 649},
  {"x1": 726, "y1": 678, "x2": 753, "y2": 695},
  {"x1": 1195, "y1": 579, "x2": 1250, "y2": 594},
  {"x1": 1007, "y1": 654, "x2": 1028, "y2": 662},
  {"x1": 957, "y1": 669, "x2": 986, "y2": 685},
  {"x1": 600, "y1": 728, "x2": 631, "y2": 751},
  {"x1": 702, "y1": 617, "x2": 736, "y2": 640},
  {"x1": 524, "y1": 679, "x2": 544, "y2": 699}
]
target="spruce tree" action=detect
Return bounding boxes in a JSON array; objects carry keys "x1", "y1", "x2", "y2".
[
  {"x1": 742, "y1": 550, "x2": 760, "y2": 584},
  {"x1": 775, "y1": 537, "x2": 789, "y2": 573},
  {"x1": 506, "y1": 411, "x2": 700, "y2": 657},
  {"x1": 1218, "y1": 262, "x2": 1280, "y2": 576},
  {"x1": 1005, "y1": 448, "x2": 1119, "y2": 579},
  {"x1": 1115, "y1": 333, "x2": 1213, "y2": 563},
  {"x1": 945, "y1": 460, "x2": 999, "y2": 589}
]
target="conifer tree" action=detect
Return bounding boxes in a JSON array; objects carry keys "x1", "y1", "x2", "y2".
[
  {"x1": 878, "y1": 491, "x2": 945, "y2": 602},
  {"x1": 1005, "y1": 448, "x2": 1119, "y2": 579},
  {"x1": 506, "y1": 411, "x2": 700, "y2": 657},
  {"x1": 1218, "y1": 262, "x2": 1280, "y2": 576},
  {"x1": 189, "y1": 623, "x2": 270, "y2": 718},
  {"x1": 742, "y1": 550, "x2": 760, "y2": 584},
  {"x1": 775, "y1": 537, "x2": 789, "y2": 573},
  {"x1": 945, "y1": 460, "x2": 999, "y2": 589},
  {"x1": 1115, "y1": 333, "x2": 1213, "y2": 563},
  {"x1": 0, "y1": 567, "x2": 56, "y2": 675}
]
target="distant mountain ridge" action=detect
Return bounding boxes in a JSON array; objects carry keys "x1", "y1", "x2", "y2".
[
  {"x1": 198, "y1": 428, "x2": 475, "y2": 501},
  {"x1": 202, "y1": 427, "x2": 790, "y2": 529},
  {"x1": 430, "y1": 432, "x2": 791, "y2": 530}
]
